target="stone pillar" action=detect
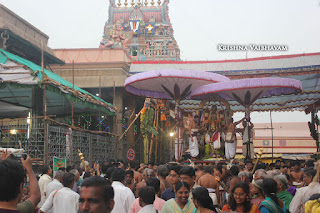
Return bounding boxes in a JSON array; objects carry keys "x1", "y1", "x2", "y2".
[{"x1": 113, "y1": 88, "x2": 124, "y2": 160}]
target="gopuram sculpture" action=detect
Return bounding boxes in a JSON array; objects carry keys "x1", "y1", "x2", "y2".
[{"x1": 99, "y1": 0, "x2": 181, "y2": 61}]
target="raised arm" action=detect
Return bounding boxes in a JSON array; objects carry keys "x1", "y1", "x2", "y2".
[{"x1": 21, "y1": 155, "x2": 41, "y2": 208}]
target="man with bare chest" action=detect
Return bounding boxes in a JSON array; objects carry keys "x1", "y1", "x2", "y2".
[
  {"x1": 227, "y1": 166, "x2": 240, "y2": 194},
  {"x1": 136, "y1": 168, "x2": 155, "y2": 197},
  {"x1": 198, "y1": 166, "x2": 219, "y2": 205},
  {"x1": 125, "y1": 170, "x2": 136, "y2": 195},
  {"x1": 195, "y1": 164, "x2": 204, "y2": 184},
  {"x1": 290, "y1": 161, "x2": 304, "y2": 188}
]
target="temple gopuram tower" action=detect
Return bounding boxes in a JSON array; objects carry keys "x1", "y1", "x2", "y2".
[{"x1": 100, "y1": 0, "x2": 181, "y2": 61}]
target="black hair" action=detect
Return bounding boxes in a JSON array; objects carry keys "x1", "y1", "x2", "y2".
[
  {"x1": 275, "y1": 160, "x2": 281, "y2": 163},
  {"x1": 101, "y1": 164, "x2": 111, "y2": 174},
  {"x1": 262, "y1": 178, "x2": 279, "y2": 206},
  {"x1": 216, "y1": 164, "x2": 223, "y2": 174},
  {"x1": 230, "y1": 165, "x2": 239, "y2": 176},
  {"x1": 179, "y1": 166, "x2": 195, "y2": 177},
  {"x1": 81, "y1": 176, "x2": 114, "y2": 205},
  {"x1": 291, "y1": 161, "x2": 301, "y2": 167},
  {"x1": 62, "y1": 172, "x2": 75, "y2": 187},
  {"x1": 148, "y1": 161, "x2": 155, "y2": 166},
  {"x1": 305, "y1": 169, "x2": 316, "y2": 179},
  {"x1": 245, "y1": 160, "x2": 253, "y2": 164},
  {"x1": 146, "y1": 177, "x2": 160, "y2": 193},
  {"x1": 42, "y1": 165, "x2": 51, "y2": 175},
  {"x1": 66, "y1": 166, "x2": 72, "y2": 172},
  {"x1": 83, "y1": 172, "x2": 91, "y2": 179},
  {"x1": 194, "y1": 115, "x2": 199, "y2": 118},
  {"x1": 228, "y1": 182, "x2": 252, "y2": 213},
  {"x1": 118, "y1": 159, "x2": 124, "y2": 164},
  {"x1": 139, "y1": 186, "x2": 155, "y2": 205},
  {"x1": 309, "y1": 193, "x2": 320, "y2": 201},
  {"x1": 106, "y1": 167, "x2": 115, "y2": 179},
  {"x1": 175, "y1": 181, "x2": 190, "y2": 192},
  {"x1": 129, "y1": 161, "x2": 137, "y2": 170},
  {"x1": 204, "y1": 165, "x2": 213, "y2": 174},
  {"x1": 0, "y1": 160, "x2": 26, "y2": 201},
  {"x1": 192, "y1": 187, "x2": 217, "y2": 212},
  {"x1": 125, "y1": 170, "x2": 134, "y2": 178},
  {"x1": 169, "y1": 165, "x2": 182, "y2": 175},
  {"x1": 58, "y1": 167, "x2": 66, "y2": 172},
  {"x1": 306, "y1": 160, "x2": 315, "y2": 168},
  {"x1": 111, "y1": 168, "x2": 125, "y2": 182}
]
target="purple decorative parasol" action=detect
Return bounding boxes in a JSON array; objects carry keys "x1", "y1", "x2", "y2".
[
  {"x1": 191, "y1": 77, "x2": 302, "y2": 159},
  {"x1": 125, "y1": 69, "x2": 230, "y2": 161}
]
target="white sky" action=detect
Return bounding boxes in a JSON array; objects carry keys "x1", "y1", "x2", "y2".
[{"x1": 1, "y1": 0, "x2": 320, "y2": 123}]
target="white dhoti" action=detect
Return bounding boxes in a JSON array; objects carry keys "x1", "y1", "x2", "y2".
[
  {"x1": 207, "y1": 188, "x2": 218, "y2": 205},
  {"x1": 189, "y1": 136, "x2": 199, "y2": 158},
  {"x1": 175, "y1": 138, "x2": 184, "y2": 160},
  {"x1": 243, "y1": 126, "x2": 254, "y2": 159},
  {"x1": 225, "y1": 140, "x2": 237, "y2": 160}
]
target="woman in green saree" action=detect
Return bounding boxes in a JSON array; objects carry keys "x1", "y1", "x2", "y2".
[
  {"x1": 161, "y1": 181, "x2": 197, "y2": 213},
  {"x1": 274, "y1": 174, "x2": 293, "y2": 213}
]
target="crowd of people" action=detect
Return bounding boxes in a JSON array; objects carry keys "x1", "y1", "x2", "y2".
[{"x1": 1, "y1": 149, "x2": 320, "y2": 213}]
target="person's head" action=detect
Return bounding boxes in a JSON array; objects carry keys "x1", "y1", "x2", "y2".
[
  {"x1": 138, "y1": 186, "x2": 155, "y2": 208},
  {"x1": 111, "y1": 168, "x2": 125, "y2": 183},
  {"x1": 254, "y1": 169, "x2": 267, "y2": 181},
  {"x1": 280, "y1": 160, "x2": 286, "y2": 167},
  {"x1": 0, "y1": 160, "x2": 25, "y2": 202},
  {"x1": 62, "y1": 172, "x2": 75, "y2": 188},
  {"x1": 79, "y1": 176, "x2": 114, "y2": 213},
  {"x1": 101, "y1": 164, "x2": 110, "y2": 175},
  {"x1": 228, "y1": 182, "x2": 252, "y2": 212},
  {"x1": 274, "y1": 174, "x2": 289, "y2": 192},
  {"x1": 174, "y1": 181, "x2": 190, "y2": 205},
  {"x1": 42, "y1": 165, "x2": 52, "y2": 176},
  {"x1": 129, "y1": 161, "x2": 136, "y2": 170},
  {"x1": 144, "y1": 168, "x2": 155, "y2": 181},
  {"x1": 204, "y1": 165, "x2": 213, "y2": 174},
  {"x1": 262, "y1": 178, "x2": 279, "y2": 206},
  {"x1": 280, "y1": 165, "x2": 288, "y2": 174},
  {"x1": 157, "y1": 165, "x2": 169, "y2": 178},
  {"x1": 230, "y1": 165, "x2": 240, "y2": 177},
  {"x1": 291, "y1": 161, "x2": 301, "y2": 172},
  {"x1": 106, "y1": 167, "x2": 115, "y2": 180},
  {"x1": 117, "y1": 160, "x2": 125, "y2": 169},
  {"x1": 80, "y1": 161, "x2": 90, "y2": 171},
  {"x1": 54, "y1": 170, "x2": 64, "y2": 182},
  {"x1": 238, "y1": 171, "x2": 252, "y2": 183},
  {"x1": 245, "y1": 160, "x2": 253, "y2": 171},
  {"x1": 303, "y1": 169, "x2": 316, "y2": 186},
  {"x1": 125, "y1": 170, "x2": 134, "y2": 184},
  {"x1": 70, "y1": 169, "x2": 80, "y2": 182},
  {"x1": 252, "y1": 179, "x2": 264, "y2": 197},
  {"x1": 148, "y1": 161, "x2": 155, "y2": 169},
  {"x1": 305, "y1": 160, "x2": 315, "y2": 169},
  {"x1": 168, "y1": 165, "x2": 182, "y2": 185},
  {"x1": 179, "y1": 166, "x2": 196, "y2": 188},
  {"x1": 192, "y1": 187, "x2": 216, "y2": 211},
  {"x1": 275, "y1": 160, "x2": 281, "y2": 166},
  {"x1": 146, "y1": 177, "x2": 161, "y2": 195}
]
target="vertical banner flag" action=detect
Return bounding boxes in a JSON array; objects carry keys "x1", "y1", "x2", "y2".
[
  {"x1": 53, "y1": 157, "x2": 66, "y2": 177},
  {"x1": 130, "y1": 20, "x2": 141, "y2": 35},
  {"x1": 145, "y1": 22, "x2": 155, "y2": 34}
]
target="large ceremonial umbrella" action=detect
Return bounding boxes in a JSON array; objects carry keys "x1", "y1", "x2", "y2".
[
  {"x1": 124, "y1": 69, "x2": 230, "y2": 160},
  {"x1": 191, "y1": 77, "x2": 302, "y2": 159}
]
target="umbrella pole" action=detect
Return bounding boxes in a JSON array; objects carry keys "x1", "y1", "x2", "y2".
[
  {"x1": 270, "y1": 111, "x2": 274, "y2": 163},
  {"x1": 245, "y1": 108, "x2": 250, "y2": 160},
  {"x1": 175, "y1": 101, "x2": 180, "y2": 161}
]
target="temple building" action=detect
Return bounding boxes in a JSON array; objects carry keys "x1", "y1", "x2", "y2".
[{"x1": 100, "y1": 0, "x2": 181, "y2": 61}]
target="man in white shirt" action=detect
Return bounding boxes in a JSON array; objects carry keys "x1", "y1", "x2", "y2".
[
  {"x1": 79, "y1": 176, "x2": 115, "y2": 213},
  {"x1": 289, "y1": 169, "x2": 319, "y2": 213},
  {"x1": 38, "y1": 165, "x2": 52, "y2": 208},
  {"x1": 138, "y1": 186, "x2": 157, "y2": 213},
  {"x1": 40, "y1": 172, "x2": 79, "y2": 213},
  {"x1": 111, "y1": 168, "x2": 135, "y2": 213},
  {"x1": 46, "y1": 170, "x2": 64, "y2": 199}
]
